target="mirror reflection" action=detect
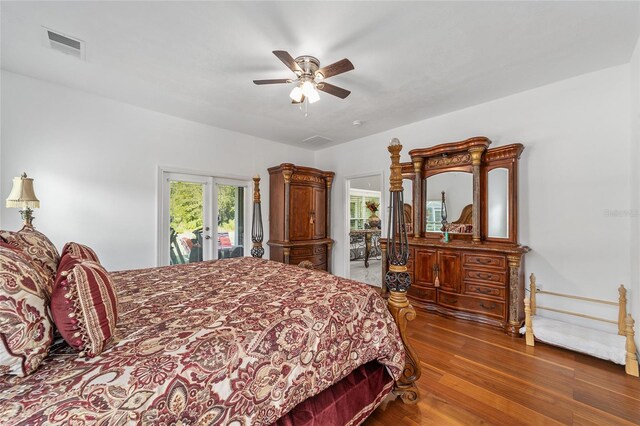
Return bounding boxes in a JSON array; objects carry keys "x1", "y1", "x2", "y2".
[
  {"x1": 425, "y1": 172, "x2": 473, "y2": 233},
  {"x1": 487, "y1": 168, "x2": 509, "y2": 238},
  {"x1": 403, "y1": 178, "x2": 413, "y2": 234}
]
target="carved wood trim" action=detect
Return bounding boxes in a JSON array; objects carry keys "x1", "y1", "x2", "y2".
[
  {"x1": 409, "y1": 136, "x2": 491, "y2": 158},
  {"x1": 388, "y1": 290, "x2": 421, "y2": 404}
]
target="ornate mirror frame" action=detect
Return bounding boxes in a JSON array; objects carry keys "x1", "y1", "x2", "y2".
[
  {"x1": 408, "y1": 137, "x2": 491, "y2": 242},
  {"x1": 481, "y1": 144, "x2": 524, "y2": 245}
]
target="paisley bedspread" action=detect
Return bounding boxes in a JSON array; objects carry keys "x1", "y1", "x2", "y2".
[{"x1": 0, "y1": 257, "x2": 404, "y2": 425}]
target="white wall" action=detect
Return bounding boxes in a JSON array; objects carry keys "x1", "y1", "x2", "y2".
[
  {"x1": 630, "y1": 31, "x2": 640, "y2": 341},
  {"x1": 316, "y1": 65, "x2": 632, "y2": 330},
  {"x1": 0, "y1": 71, "x2": 313, "y2": 271}
]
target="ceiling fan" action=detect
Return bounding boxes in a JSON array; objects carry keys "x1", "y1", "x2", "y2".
[{"x1": 253, "y1": 51, "x2": 354, "y2": 104}]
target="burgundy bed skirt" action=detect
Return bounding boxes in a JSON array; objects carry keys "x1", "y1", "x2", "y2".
[{"x1": 274, "y1": 361, "x2": 394, "y2": 426}]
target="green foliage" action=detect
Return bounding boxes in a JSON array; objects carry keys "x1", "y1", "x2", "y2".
[
  {"x1": 217, "y1": 185, "x2": 236, "y2": 229},
  {"x1": 169, "y1": 182, "x2": 237, "y2": 234},
  {"x1": 170, "y1": 182, "x2": 203, "y2": 234}
]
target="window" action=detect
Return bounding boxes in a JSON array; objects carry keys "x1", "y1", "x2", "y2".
[
  {"x1": 425, "y1": 200, "x2": 443, "y2": 232},
  {"x1": 349, "y1": 189, "x2": 381, "y2": 230}
]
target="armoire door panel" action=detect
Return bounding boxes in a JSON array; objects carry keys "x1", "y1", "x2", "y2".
[
  {"x1": 289, "y1": 185, "x2": 313, "y2": 241},
  {"x1": 312, "y1": 187, "x2": 326, "y2": 239}
]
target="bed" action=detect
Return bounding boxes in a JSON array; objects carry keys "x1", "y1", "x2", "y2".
[
  {"x1": 1, "y1": 140, "x2": 420, "y2": 425},
  {"x1": 1, "y1": 256, "x2": 410, "y2": 425}
]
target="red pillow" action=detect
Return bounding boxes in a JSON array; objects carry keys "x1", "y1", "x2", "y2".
[
  {"x1": 0, "y1": 246, "x2": 53, "y2": 376},
  {"x1": 51, "y1": 260, "x2": 118, "y2": 357},
  {"x1": 60, "y1": 242, "x2": 100, "y2": 263}
]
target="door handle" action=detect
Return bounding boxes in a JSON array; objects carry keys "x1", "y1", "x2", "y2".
[
  {"x1": 433, "y1": 264, "x2": 440, "y2": 287},
  {"x1": 204, "y1": 235, "x2": 211, "y2": 240}
]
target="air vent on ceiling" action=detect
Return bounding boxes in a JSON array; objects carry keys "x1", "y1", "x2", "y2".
[
  {"x1": 301, "y1": 135, "x2": 333, "y2": 147},
  {"x1": 42, "y1": 27, "x2": 85, "y2": 60}
]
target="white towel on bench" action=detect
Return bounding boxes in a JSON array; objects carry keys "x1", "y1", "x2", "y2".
[{"x1": 520, "y1": 316, "x2": 626, "y2": 365}]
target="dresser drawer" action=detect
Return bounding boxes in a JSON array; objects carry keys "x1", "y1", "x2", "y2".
[
  {"x1": 408, "y1": 285, "x2": 436, "y2": 303},
  {"x1": 313, "y1": 245, "x2": 327, "y2": 255},
  {"x1": 290, "y1": 253, "x2": 326, "y2": 265},
  {"x1": 464, "y1": 269, "x2": 506, "y2": 285},
  {"x1": 291, "y1": 246, "x2": 314, "y2": 257},
  {"x1": 464, "y1": 282, "x2": 506, "y2": 300},
  {"x1": 463, "y1": 253, "x2": 506, "y2": 269},
  {"x1": 437, "y1": 292, "x2": 505, "y2": 319}
]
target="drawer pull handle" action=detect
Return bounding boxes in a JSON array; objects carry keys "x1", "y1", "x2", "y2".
[
  {"x1": 476, "y1": 273, "x2": 493, "y2": 279},
  {"x1": 476, "y1": 258, "x2": 492, "y2": 264},
  {"x1": 443, "y1": 296, "x2": 457, "y2": 304},
  {"x1": 480, "y1": 302, "x2": 497, "y2": 310},
  {"x1": 476, "y1": 287, "x2": 493, "y2": 294}
]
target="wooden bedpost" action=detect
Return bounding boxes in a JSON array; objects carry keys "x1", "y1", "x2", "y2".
[
  {"x1": 524, "y1": 297, "x2": 534, "y2": 346},
  {"x1": 251, "y1": 175, "x2": 265, "y2": 258},
  {"x1": 386, "y1": 138, "x2": 421, "y2": 404},
  {"x1": 529, "y1": 273, "x2": 537, "y2": 316},
  {"x1": 618, "y1": 285, "x2": 627, "y2": 336},
  {"x1": 625, "y1": 314, "x2": 639, "y2": 377}
]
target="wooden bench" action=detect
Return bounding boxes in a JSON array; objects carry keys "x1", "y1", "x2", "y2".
[{"x1": 523, "y1": 274, "x2": 638, "y2": 377}]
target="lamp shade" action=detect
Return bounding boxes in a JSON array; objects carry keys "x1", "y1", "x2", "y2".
[{"x1": 6, "y1": 173, "x2": 40, "y2": 209}]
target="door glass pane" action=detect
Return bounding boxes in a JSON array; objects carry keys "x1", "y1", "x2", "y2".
[
  {"x1": 217, "y1": 184, "x2": 245, "y2": 259},
  {"x1": 169, "y1": 181, "x2": 204, "y2": 264}
]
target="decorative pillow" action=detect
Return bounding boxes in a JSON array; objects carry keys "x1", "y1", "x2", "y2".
[
  {"x1": 51, "y1": 260, "x2": 118, "y2": 357},
  {"x1": 61, "y1": 242, "x2": 100, "y2": 263},
  {"x1": 0, "y1": 226, "x2": 59, "y2": 293},
  {"x1": 0, "y1": 246, "x2": 53, "y2": 376},
  {"x1": 0, "y1": 239, "x2": 54, "y2": 298}
]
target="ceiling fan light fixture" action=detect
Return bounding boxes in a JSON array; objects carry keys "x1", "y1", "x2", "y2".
[
  {"x1": 289, "y1": 86, "x2": 303, "y2": 102},
  {"x1": 307, "y1": 88, "x2": 320, "y2": 104},
  {"x1": 301, "y1": 81, "x2": 315, "y2": 97}
]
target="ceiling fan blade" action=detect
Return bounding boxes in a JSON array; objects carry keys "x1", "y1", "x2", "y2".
[
  {"x1": 273, "y1": 50, "x2": 303, "y2": 74},
  {"x1": 316, "y1": 82, "x2": 351, "y2": 99},
  {"x1": 315, "y1": 58, "x2": 354, "y2": 79},
  {"x1": 253, "y1": 78, "x2": 292, "y2": 85},
  {"x1": 292, "y1": 94, "x2": 306, "y2": 104}
]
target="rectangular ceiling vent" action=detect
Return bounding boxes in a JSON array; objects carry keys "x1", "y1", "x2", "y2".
[
  {"x1": 42, "y1": 27, "x2": 85, "y2": 60},
  {"x1": 301, "y1": 135, "x2": 333, "y2": 147}
]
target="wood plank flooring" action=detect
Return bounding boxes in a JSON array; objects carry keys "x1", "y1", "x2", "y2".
[{"x1": 363, "y1": 312, "x2": 640, "y2": 425}]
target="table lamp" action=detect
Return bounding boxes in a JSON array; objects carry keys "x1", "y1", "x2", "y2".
[{"x1": 6, "y1": 172, "x2": 40, "y2": 226}]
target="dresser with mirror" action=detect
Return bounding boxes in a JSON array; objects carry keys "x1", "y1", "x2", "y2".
[{"x1": 381, "y1": 137, "x2": 530, "y2": 336}]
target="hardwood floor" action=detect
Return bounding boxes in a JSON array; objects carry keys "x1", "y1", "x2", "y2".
[{"x1": 364, "y1": 311, "x2": 640, "y2": 425}]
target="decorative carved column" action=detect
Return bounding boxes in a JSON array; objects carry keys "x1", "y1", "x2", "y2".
[
  {"x1": 412, "y1": 158, "x2": 423, "y2": 238},
  {"x1": 386, "y1": 138, "x2": 421, "y2": 404},
  {"x1": 250, "y1": 175, "x2": 264, "y2": 258},
  {"x1": 469, "y1": 147, "x2": 484, "y2": 243},
  {"x1": 282, "y1": 167, "x2": 293, "y2": 243},
  {"x1": 325, "y1": 174, "x2": 333, "y2": 241},
  {"x1": 507, "y1": 254, "x2": 523, "y2": 336}
]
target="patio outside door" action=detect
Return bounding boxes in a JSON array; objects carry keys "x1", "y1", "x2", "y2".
[
  {"x1": 159, "y1": 172, "x2": 248, "y2": 266},
  {"x1": 161, "y1": 173, "x2": 214, "y2": 265}
]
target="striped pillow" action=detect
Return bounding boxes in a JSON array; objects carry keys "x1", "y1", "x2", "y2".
[
  {"x1": 61, "y1": 242, "x2": 100, "y2": 263},
  {"x1": 0, "y1": 246, "x2": 53, "y2": 376},
  {"x1": 51, "y1": 260, "x2": 118, "y2": 357}
]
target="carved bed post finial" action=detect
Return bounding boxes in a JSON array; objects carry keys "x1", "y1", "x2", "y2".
[
  {"x1": 386, "y1": 138, "x2": 421, "y2": 404},
  {"x1": 251, "y1": 175, "x2": 265, "y2": 258},
  {"x1": 618, "y1": 285, "x2": 627, "y2": 336}
]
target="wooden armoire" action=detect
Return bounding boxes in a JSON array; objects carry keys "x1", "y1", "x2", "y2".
[
  {"x1": 267, "y1": 163, "x2": 334, "y2": 272},
  {"x1": 381, "y1": 137, "x2": 530, "y2": 336}
]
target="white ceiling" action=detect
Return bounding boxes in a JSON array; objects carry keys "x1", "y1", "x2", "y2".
[{"x1": 2, "y1": 1, "x2": 639, "y2": 150}]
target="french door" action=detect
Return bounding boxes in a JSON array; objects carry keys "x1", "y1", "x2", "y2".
[{"x1": 159, "y1": 172, "x2": 249, "y2": 266}]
